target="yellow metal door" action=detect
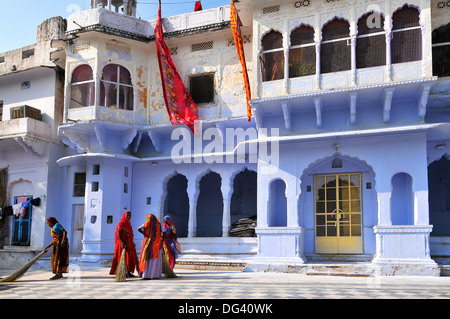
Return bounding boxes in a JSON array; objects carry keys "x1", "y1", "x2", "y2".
[{"x1": 314, "y1": 174, "x2": 363, "y2": 254}]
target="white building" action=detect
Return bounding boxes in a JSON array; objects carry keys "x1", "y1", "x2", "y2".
[{"x1": 0, "y1": 17, "x2": 68, "y2": 266}]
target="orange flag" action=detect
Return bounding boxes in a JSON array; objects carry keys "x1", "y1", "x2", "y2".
[{"x1": 230, "y1": 0, "x2": 252, "y2": 122}]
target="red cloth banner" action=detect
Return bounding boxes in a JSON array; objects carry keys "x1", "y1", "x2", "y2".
[
  {"x1": 155, "y1": 0, "x2": 199, "y2": 133},
  {"x1": 230, "y1": 0, "x2": 252, "y2": 122}
]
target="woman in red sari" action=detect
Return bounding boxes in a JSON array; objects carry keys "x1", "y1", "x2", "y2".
[
  {"x1": 44, "y1": 217, "x2": 69, "y2": 280},
  {"x1": 109, "y1": 211, "x2": 138, "y2": 277},
  {"x1": 138, "y1": 214, "x2": 163, "y2": 279}
]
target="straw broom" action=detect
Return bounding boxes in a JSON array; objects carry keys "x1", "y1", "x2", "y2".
[
  {"x1": 114, "y1": 247, "x2": 128, "y2": 282},
  {"x1": 162, "y1": 253, "x2": 178, "y2": 278},
  {"x1": 0, "y1": 249, "x2": 48, "y2": 283}
]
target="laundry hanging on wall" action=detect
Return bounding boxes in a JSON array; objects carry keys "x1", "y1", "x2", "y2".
[
  {"x1": 155, "y1": 0, "x2": 199, "y2": 134},
  {"x1": 0, "y1": 197, "x2": 41, "y2": 220}
]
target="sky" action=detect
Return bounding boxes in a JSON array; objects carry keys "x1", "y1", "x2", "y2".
[{"x1": 0, "y1": 0, "x2": 231, "y2": 53}]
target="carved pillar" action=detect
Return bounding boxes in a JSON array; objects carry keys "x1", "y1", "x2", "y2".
[
  {"x1": 187, "y1": 182, "x2": 196, "y2": 238},
  {"x1": 350, "y1": 36, "x2": 357, "y2": 86}
]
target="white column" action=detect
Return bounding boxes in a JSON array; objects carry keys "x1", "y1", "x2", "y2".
[
  {"x1": 384, "y1": 1, "x2": 392, "y2": 82},
  {"x1": 350, "y1": 36, "x2": 357, "y2": 86},
  {"x1": 377, "y1": 192, "x2": 392, "y2": 225},
  {"x1": 187, "y1": 183, "x2": 197, "y2": 237},
  {"x1": 286, "y1": 178, "x2": 298, "y2": 227}
]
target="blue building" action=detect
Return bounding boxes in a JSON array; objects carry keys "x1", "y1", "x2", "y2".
[{"x1": 0, "y1": 0, "x2": 449, "y2": 276}]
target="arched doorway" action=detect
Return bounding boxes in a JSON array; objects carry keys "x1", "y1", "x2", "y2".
[
  {"x1": 163, "y1": 173, "x2": 189, "y2": 237},
  {"x1": 230, "y1": 169, "x2": 257, "y2": 237},
  {"x1": 196, "y1": 172, "x2": 223, "y2": 237},
  {"x1": 428, "y1": 156, "x2": 450, "y2": 236},
  {"x1": 300, "y1": 154, "x2": 377, "y2": 256}
]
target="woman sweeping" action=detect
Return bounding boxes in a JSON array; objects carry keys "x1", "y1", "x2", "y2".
[
  {"x1": 162, "y1": 215, "x2": 181, "y2": 269},
  {"x1": 44, "y1": 217, "x2": 69, "y2": 280},
  {"x1": 137, "y1": 214, "x2": 163, "y2": 280},
  {"x1": 109, "y1": 211, "x2": 138, "y2": 278}
]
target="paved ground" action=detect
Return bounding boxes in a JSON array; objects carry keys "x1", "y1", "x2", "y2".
[{"x1": 2, "y1": 265, "x2": 450, "y2": 300}]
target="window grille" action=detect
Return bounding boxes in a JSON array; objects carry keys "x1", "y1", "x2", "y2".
[
  {"x1": 191, "y1": 41, "x2": 213, "y2": 52},
  {"x1": 261, "y1": 30, "x2": 284, "y2": 81},
  {"x1": 262, "y1": 5, "x2": 280, "y2": 14},
  {"x1": 294, "y1": 0, "x2": 311, "y2": 8},
  {"x1": 169, "y1": 47, "x2": 178, "y2": 55},
  {"x1": 356, "y1": 12, "x2": 386, "y2": 69},
  {"x1": 289, "y1": 25, "x2": 316, "y2": 77},
  {"x1": 432, "y1": 23, "x2": 450, "y2": 77},
  {"x1": 70, "y1": 65, "x2": 95, "y2": 109},
  {"x1": 227, "y1": 35, "x2": 251, "y2": 47},
  {"x1": 106, "y1": 42, "x2": 131, "y2": 55},
  {"x1": 436, "y1": 1, "x2": 450, "y2": 9},
  {"x1": 73, "y1": 42, "x2": 90, "y2": 53},
  {"x1": 391, "y1": 5, "x2": 422, "y2": 64},
  {"x1": 321, "y1": 18, "x2": 351, "y2": 74}
]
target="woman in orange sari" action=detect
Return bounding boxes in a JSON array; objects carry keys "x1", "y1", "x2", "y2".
[
  {"x1": 109, "y1": 211, "x2": 138, "y2": 277},
  {"x1": 44, "y1": 217, "x2": 69, "y2": 280},
  {"x1": 137, "y1": 214, "x2": 163, "y2": 279}
]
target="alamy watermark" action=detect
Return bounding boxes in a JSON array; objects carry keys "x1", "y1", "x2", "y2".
[{"x1": 170, "y1": 121, "x2": 279, "y2": 174}]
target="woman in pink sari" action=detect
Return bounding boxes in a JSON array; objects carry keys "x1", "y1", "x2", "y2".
[{"x1": 138, "y1": 214, "x2": 163, "y2": 279}]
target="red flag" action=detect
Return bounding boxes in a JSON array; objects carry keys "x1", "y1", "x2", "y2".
[
  {"x1": 194, "y1": 1, "x2": 202, "y2": 11},
  {"x1": 230, "y1": 0, "x2": 252, "y2": 122},
  {"x1": 155, "y1": 0, "x2": 199, "y2": 133}
]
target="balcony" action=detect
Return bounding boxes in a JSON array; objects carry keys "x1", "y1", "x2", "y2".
[
  {"x1": 66, "y1": 6, "x2": 231, "y2": 41},
  {"x1": 0, "y1": 117, "x2": 51, "y2": 156}
]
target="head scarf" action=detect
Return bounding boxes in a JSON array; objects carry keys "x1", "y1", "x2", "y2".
[
  {"x1": 47, "y1": 217, "x2": 58, "y2": 226},
  {"x1": 139, "y1": 214, "x2": 162, "y2": 271},
  {"x1": 116, "y1": 211, "x2": 134, "y2": 242}
]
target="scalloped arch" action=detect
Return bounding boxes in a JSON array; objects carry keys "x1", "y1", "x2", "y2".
[{"x1": 299, "y1": 153, "x2": 376, "y2": 191}]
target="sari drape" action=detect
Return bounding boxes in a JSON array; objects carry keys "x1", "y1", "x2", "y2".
[
  {"x1": 139, "y1": 214, "x2": 163, "y2": 277},
  {"x1": 47, "y1": 218, "x2": 69, "y2": 274},
  {"x1": 163, "y1": 215, "x2": 181, "y2": 269},
  {"x1": 110, "y1": 211, "x2": 138, "y2": 275},
  {"x1": 155, "y1": 0, "x2": 199, "y2": 134}
]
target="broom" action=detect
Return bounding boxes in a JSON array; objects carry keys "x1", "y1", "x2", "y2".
[
  {"x1": 114, "y1": 247, "x2": 128, "y2": 282},
  {"x1": 162, "y1": 253, "x2": 178, "y2": 278},
  {"x1": 0, "y1": 248, "x2": 48, "y2": 283}
]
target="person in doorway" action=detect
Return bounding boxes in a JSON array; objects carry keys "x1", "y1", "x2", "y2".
[
  {"x1": 44, "y1": 217, "x2": 69, "y2": 280},
  {"x1": 137, "y1": 214, "x2": 163, "y2": 279},
  {"x1": 109, "y1": 211, "x2": 138, "y2": 277},
  {"x1": 162, "y1": 215, "x2": 181, "y2": 269}
]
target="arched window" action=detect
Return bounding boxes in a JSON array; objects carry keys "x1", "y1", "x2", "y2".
[
  {"x1": 391, "y1": 173, "x2": 414, "y2": 225},
  {"x1": 70, "y1": 65, "x2": 95, "y2": 109},
  {"x1": 391, "y1": 5, "x2": 422, "y2": 64},
  {"x1": 289, "y1": 25, "x2": 316, "y2": 78},
  {"x1": 268, "y1": 179, "x2": 287, "y2": 227},
  {"x1": 321, "y1": 17, "x2": 351, "y2": 74},
  {"x1": 261, "y1": 30, "x2": 284, "y2": 81},
  {"x1": 356, "y1": 12, "x2": 386, "y2": 68},
  {"x1": 100, "y1": 64, "x2": 134, "y2": 110},
  {"x1": 432, "y1": 23, "x2": 450, "y2": 77}
]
